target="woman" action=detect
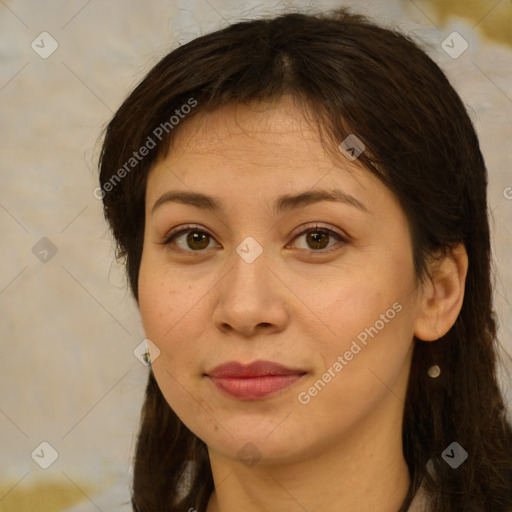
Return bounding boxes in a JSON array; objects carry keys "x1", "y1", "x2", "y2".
[{"x1": 98, "y1": 7, "x2": 512, "y2": 511}]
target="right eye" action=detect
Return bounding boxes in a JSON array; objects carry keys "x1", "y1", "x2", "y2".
[{"x1": 162, "y1": 225, "x2": 220, "y2": 253}]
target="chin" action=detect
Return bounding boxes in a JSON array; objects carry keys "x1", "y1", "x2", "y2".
[{"x1": 200, "y1": 421, "x2": 316, "y2": 466}]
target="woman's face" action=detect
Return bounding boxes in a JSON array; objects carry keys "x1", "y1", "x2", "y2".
[{"x1": 138, "y1": 97, "x2": 424, "y2": 466}]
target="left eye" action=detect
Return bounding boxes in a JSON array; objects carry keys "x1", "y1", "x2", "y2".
[
  {"x1": 163, "y1": 224, "x2": 347, "y2": 253},
  {"x1": 291, "y1": 226, "x2": 347, "y2": 252}
]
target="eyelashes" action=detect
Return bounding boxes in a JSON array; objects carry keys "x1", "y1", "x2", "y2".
[{"x1": 161, "y1": 223, "x2": 349, "y2": 255}]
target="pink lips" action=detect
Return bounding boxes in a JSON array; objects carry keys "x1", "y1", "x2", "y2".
[{"x1": 206, "y1": 360, "x2": 306, "y2": 400}]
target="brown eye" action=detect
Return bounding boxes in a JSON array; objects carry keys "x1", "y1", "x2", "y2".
[
  {"x1": 304, "y1": 231, "x2": 330, "y2": 250},
  {"x1": 164, "y1": 227, "x2": 218, "y2": 252},
  {"x1": 163, "y1": 223, "x2": 348, "y2": 255},
  {"x1": 291, "y1": 225, "x2": 347, "y2": 252},
  {"x1": 184, "y1": 231, "x2": 211, "y2": 250}
]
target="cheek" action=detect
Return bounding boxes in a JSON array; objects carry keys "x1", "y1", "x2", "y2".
[
  {"x1": 138, "y1": 253, "x2": 187, "y2": 340},
  {"x1": 308, "y1": 254, "x2": 418, "y2": 405},
  {"x1": 318, "y1": 254, "x2": 415, "y2": 345},
  {"x1": 138, "y1": 257, "x2": 206, "y2": 376},
  {"x1": 138, "y1": 266, "x2": 207, "y2": 424}
]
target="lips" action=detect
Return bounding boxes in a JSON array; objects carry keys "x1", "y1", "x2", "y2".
[
  {"x1": 206, "y1": 360, "x2": 307, "y2": 400},
  {"x1": 207, "y1": 360, "x2": 305, "y2": 378}
]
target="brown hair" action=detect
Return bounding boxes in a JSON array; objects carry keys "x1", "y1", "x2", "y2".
[{"x1": 98, "y1": 8, "x2": 512, "y2": 511}]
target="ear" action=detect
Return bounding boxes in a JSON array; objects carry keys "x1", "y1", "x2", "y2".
[{"x1": 413, "y1": 243, "x2": 468, "y2": 342}]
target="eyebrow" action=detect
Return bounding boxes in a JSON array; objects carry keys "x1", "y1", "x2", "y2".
[{"x1": 151, "y1": 188, "x2": 370, "y2": 216}]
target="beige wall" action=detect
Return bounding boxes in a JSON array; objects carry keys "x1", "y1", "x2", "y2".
[{"x1": 0, "y1": 1, "x2": 511, "y2": 510}]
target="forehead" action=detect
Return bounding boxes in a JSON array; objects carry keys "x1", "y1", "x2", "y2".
[
  {"x1": 173, "y1": 96, "x2": 314, "y2": 143},
  {"x1": 149, "y1": 97, "x2": 370, "y2": 189}
]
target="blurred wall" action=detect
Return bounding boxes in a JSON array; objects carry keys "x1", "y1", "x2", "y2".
[{"x1": 0, "y1": 1, "x2": 511, "y2": 510}]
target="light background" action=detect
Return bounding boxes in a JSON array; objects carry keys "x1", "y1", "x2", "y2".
[{"x1": 0, "y1": 0, "x2": 511, "y2": 510}]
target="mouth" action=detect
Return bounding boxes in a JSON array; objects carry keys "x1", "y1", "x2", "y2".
[{"x1": 205, "y1": 360, "x2": 307, "y2": 401}]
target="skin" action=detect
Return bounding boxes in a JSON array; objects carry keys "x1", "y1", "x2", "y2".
[{"x1": 138, "y1": 96, "x2": 468, "y2": 512}]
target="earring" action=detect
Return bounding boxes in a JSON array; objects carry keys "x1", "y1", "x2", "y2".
[
  {"x1": 143, "y1": 340, "x2": 151, "y2": 365},
  {"x1": 427, "y1": 364, "x2": 441, "y2": 378}
]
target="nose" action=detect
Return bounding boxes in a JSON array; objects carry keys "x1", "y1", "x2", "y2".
[{"x1": 212, "y1": 245, "x2": 290, "y2": 338}]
